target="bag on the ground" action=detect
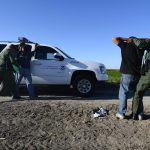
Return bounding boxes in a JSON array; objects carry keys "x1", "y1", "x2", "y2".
[{"x1": 92, "y1": 107, "x2": 109, "y2": 118}]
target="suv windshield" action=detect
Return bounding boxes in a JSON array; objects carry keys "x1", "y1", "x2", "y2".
[
  {"x1": 55, "y1": 47, "x2": 73, "y2": 59},
  {"x1": 0, "y1": 44, "x2": 7, "y2": 52}
]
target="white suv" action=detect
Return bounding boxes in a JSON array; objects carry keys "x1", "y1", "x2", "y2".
[{"x1": 0, "y1": 39, "x2": 108, "y2": 97}]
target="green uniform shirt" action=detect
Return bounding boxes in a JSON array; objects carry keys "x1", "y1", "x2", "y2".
[
  {"x1": 0, "y1": 46, "x2": 19, "y2": 72},
  {"x1": 133, "y1": 38, "x2": 150, "y2": 60}
]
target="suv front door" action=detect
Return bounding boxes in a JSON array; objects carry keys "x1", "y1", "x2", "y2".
[{"x1": 31, "y1": 46, "x2": 69, "y2": 84}]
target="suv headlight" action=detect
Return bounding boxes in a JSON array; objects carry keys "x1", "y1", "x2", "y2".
[{"x1": 99, "y1": 65, "x2": 106, "y2": 74}]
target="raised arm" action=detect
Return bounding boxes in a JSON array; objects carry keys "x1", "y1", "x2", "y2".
[{"x1": 112, "y1": 37, "x2": 132, "y2": 45}]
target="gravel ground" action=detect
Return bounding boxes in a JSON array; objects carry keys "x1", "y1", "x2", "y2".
[{"x1": 0, "y1": 84, "x2": 150, "y2": 150}]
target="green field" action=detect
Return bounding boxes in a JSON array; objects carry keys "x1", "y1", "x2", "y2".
[{"x1": 107, "y1": 69, "x2": 121, "y2": 83}]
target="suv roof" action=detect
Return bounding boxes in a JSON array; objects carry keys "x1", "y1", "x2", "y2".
[
  {"x1": 0, "y1": 37, "x2": 37, "y2": 44},
  {"x1": 0, "y1": 41, "x2": 36, "y2": 44}
]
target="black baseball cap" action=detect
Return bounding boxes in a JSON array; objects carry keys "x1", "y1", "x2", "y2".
[{"x1": 18, "y1": 37, "x2": 29, "y2": 43}]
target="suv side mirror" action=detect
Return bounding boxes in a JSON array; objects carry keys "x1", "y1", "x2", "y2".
[{"x1": 54, "y1": 53, "x2": 64, "y2": 61}]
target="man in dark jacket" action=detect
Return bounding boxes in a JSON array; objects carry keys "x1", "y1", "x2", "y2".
[
  {"x1": 16, "y1": 39, "x2": 36, "y2": 99},
  {"x1": 112, "y1": 37, "x2": 144, "y2": 120}
]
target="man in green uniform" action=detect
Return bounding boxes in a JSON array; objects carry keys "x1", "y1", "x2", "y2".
[
  {"x1": 132, "y1": 38, "x2": 150, "y2": 120},
  {"x1": 0, "y1": 44, "x2": 20, "y2": 99}
]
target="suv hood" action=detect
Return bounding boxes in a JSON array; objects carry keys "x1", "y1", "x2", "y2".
[{"x1": 68, "y1": 59, "x2": 105, "y2": 69}]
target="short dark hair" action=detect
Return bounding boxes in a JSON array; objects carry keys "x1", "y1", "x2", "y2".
[{"x1": 18, "y1": 37, "x2": 29, "y2": 43}]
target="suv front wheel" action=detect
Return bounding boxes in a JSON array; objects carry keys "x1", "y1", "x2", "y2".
[{"x1": 73, "y1": 75, "x2": 95, "y2": 97}]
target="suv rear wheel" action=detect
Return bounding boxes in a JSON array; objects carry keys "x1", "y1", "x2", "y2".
[{"x1": 73, "y1": 75, "x2": 95, "y2": 97}]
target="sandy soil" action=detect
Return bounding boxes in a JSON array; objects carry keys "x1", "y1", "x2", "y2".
[
  {"x1": 0, "y1": 99, "x2": 150, "y2": 150},
  {"x1": 0, "y1": 84, "x2": 150, "y2": 150}
]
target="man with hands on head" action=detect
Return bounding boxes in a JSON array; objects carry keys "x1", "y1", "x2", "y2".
[{"x1": 112, "y1": 36, "x2": 144, "y2": 120}]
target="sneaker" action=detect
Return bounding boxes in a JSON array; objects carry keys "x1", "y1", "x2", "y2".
[
  {"x1": 132, "y1": 114, "x2": 143, "y2": 120},
  {"x1": 138, "y1": 114, "x2": 143, "y2": 121},
  {"x1": 116, "y1": 113, "x2": 125, "y2": 120}
]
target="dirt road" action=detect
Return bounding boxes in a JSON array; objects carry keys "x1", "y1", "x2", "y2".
[{"x1": 0, "y1": 83, "x2": 150, "y2": 150}]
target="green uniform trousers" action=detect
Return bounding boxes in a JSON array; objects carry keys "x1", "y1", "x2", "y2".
[
  {"x1": 132, "y1": 70, "x2": 150, "y2": 115},
  {"x1": 0, "y1": 69, "x2": 18, "y2": 96}
]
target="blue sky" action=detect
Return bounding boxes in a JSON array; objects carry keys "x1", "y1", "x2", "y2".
[{"x1": 0, "y1": 0, "x2": 150, "y2": 69}]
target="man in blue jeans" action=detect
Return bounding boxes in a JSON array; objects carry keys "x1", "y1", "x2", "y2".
[
  {"x1": 16, "y1": 38, "x2": 36, "y2": 99},
  {"x1": 112, "y1": 37, "x2": 144, "y2": 120}
]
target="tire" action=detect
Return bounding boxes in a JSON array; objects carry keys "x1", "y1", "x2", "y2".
[{"x1": 73, "y1": 75, "x2": 95, "y2": 97}]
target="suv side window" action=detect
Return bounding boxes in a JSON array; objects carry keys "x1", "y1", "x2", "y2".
[
  {"x1": 35, "y1": 46, "x2": 57, "y2": 60},
  {"x1": 0, "y1": 44, "x2": 7, "y2": 52}
]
